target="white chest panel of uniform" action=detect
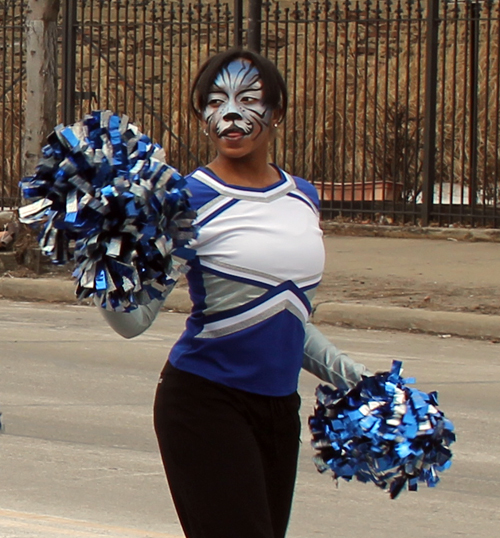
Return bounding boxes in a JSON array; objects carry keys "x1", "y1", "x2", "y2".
[{"x1": 192, "y1": 188, "x2": 325, "y2": 289}]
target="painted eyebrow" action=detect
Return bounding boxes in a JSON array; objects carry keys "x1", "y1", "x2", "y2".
[
  {"x1": 238, "y1": 82, "x2": 262, "y2": 92},
  {"x1": 210, "y1": 77, "x2": 261, "y2": 95}
]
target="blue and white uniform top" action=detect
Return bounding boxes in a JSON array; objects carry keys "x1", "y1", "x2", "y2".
[{"x1": 168, "y1": 166, "x2": 325, "y2": 396}]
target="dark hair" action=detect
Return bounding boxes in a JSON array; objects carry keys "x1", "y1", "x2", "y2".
[{"x1": 190, "y1": 48, "x2": 288, "y2": 123}]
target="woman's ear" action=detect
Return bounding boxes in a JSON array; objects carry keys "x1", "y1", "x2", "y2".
[{"x1": 272, "y1": 108, "x2": 284, "y2": 127}]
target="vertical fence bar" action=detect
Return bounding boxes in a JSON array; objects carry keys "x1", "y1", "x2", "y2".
[
  {"x1": 270, "y1": 2, "x2": 281, "y2": 165},
  {"x1": 437, "y1": 0, "x2": 449, "y2": 225},
  {"x1": 494, "y1": 1, "x2": 500, "y2": 223},
  {"x1": 390, "y1": 0, "x2": 402, "y2": 217},
  {"x1": 140, "y1": 0, "x2": 148, "y2": 127},
  {"x1": 104, "y1": 0, "x2": 112, "y2": 108},
  {"x1": 194, "y1": 2, "x2": 202, "y2": 165},
  {"x1": 292, "y1": 3, "x2": 299, "y2": 173},
  {"x1": 480, "y1": 1, "x2": 492, "y2": 222},
  {"x1": 401, "y1": 0, "x2": 412, "y2": 221},
  {"x1": 248, "y1": 0, "x2": 262, "y2": 51},
  {"x1": 167, "y1": 2, "x2": 174, "y2": 163},
  {"x1": 421, "y1": 0, "x2": 439, "y2": 226},
  {"x1": 370, "y1": 1, "x2": 381, "y2": 199},
  {"x1": 301, "y1": 1, "x2": 309, "y2": 180},
  {"x1": 449, "y1": 1, "x2": 459, "y2": 220},
  {"x1": 77, "y1": 0, "x2": 84, "y2": 120},
  {"x1": 459, "y1": 1, "x2": 469, "y2": 216},
  {"x1": 310, "y1": 2, "x2": 319, "y2": 182},
  {"x1": 16, "y1": 1, "x2": 24, "y2": 205},
  {"x1": 186, "y1": 3, "x2": 193, "y2": 169},
  {"x1": 234, "y1": 0, "x2": 243, "y2": 47},
  {"x1": 413, "y1": 0, "x2": 424, "y2": 223},
  {"x1": 468, "y1": 1, "x2": 480, "y2": 209},
  {"x1": 281, "y1": 7, "x2": 290, "y2": 168},
  {"x1": 319, "y1": 0, "x2": 330, "y2": 206},
  {"x1": 1, "y1": 1, "x2": 8, "y2": 207},
  {"x1": 62, "y1": 0, "x2": 77, "y2": 125},
  {"x1": 360, "y1": 0, "x2": 370, "y2": 208},
  {"x1": 381, "y1": 0, "x2": 391, "y2": 210},
  {"x1": 351, "y1": 2, "x2": 360, "y2": 201},
  {"x1": 340, "y1": 0, "x2": 349, "y2": 207},
  {"x1": 11, "y1": 1, "x2": 19, "y2": 202},
  {"x1": 177, "y1": 2, "x2": 184, "y2": 171},
  {"x1": 95, "y1": 0, "x2": 103, "y2": 109}
]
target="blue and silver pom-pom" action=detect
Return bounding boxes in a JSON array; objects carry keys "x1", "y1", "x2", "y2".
[
  {"x1": 309, "y1": 360, "x2": 455, "y2": 499},
  {"x1": 19, "y1": 111, "x2": 197, "y2": 311}
]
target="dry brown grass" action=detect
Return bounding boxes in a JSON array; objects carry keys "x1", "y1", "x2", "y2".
[{"x1": 2, "y1": 0, "x2": 500, "y2": 212}]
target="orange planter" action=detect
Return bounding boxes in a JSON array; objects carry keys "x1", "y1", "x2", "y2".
[{"x1": 315, "y1": 181, "x2": 403, "y2": 202}]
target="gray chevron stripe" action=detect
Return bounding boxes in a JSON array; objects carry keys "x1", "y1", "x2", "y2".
[
  {"x1": 196, "y1": 299, "x2": 307, "y2": 339},
  {"x1": 203, "y1": 258, "x2": 322, "y2": 290},
  {"x1": 196, "y1": 194, "x2": 229, "y2": 218},
  {"x1": 202, "y1": 258, "x2": 284, "y2": 285},
  {"x1": 202, "y1": 273, "x2": 267, "y2": 315}
]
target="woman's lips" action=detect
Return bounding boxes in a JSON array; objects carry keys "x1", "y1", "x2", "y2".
[
  {"x1": 219, "y1": 127, "x2": 246, "y2": 140},
  {"x1": 224, "y1": 132, "x2": 244, "y2": 140}
]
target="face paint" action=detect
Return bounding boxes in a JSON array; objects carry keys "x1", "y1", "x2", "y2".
[{"x1": 203, "y1": 59, "x2": 273, "y2": 140}]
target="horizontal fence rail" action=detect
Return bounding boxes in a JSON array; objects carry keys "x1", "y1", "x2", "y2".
[{"x1": 1, "y1": 0, "x2": 500, "y2": 227}]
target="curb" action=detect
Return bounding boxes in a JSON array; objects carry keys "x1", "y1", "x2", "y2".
[
  {"x1": 312, "y1": 301, "x2": 500, "y2": 341},
  {"x1": 1, "y1": 277, "x2": 499, "y2": 341},
  {"x1": 321, "y1": 222, "x2": 500, "y2": 242},
  {"x1": 0, "y1": 277, "x2": 192, "y2": 312}
]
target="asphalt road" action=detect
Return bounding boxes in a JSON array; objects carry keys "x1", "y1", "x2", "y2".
[{"x1": 0, "y1": 300, "x2": 499, "y2": 537}]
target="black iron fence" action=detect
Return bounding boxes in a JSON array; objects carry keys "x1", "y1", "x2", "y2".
[{"x1": 2, "y1": 0, "x2": 500, "y2": 227}]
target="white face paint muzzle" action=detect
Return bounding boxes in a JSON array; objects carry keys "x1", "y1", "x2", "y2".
[{"x1": 203, "y1": 59, "x2": 273, "y2": 139}]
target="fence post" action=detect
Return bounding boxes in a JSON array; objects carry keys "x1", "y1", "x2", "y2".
[
  {"x1": 468, "y1": 1, "x2": 480, "y2": 207},
  {"x1": 234, "y1": 0, "x2": 243, "y2": 47},
  {"x1": 248, "y1": 0, "x2": 262, "y2": 52},
  {"x1": 61, "y1": 0, "x2": 77, "y2": 126},
  {"x1": 23, "y1": 0, "x2": 60, "y2": 177},
  {"x1": 421, "y1": 0, "x2": 439, "y2": 226}
]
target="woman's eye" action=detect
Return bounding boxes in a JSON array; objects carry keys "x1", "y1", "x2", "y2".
[
  {"x1": 241, "y1": 96, "x2": 257, "y2": 104},
  {"x1": 208, "y1": 99, "x2": 223, "y2": 107}
]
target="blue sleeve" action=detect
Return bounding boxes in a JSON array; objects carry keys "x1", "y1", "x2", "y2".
[
  {"x1": 186, "y1": 173, "x2": 221, "y2": 212},
  {"x1": 293, "y1": 176, "x2": 320, "y2": 210}
]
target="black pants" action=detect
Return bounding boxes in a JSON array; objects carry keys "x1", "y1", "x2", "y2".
[{"x1": 153, "y1": 362, "x2": 301, "y2": 538}]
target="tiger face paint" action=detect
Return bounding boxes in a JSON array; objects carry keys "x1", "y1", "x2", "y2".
[{"x1": 203, "y1": 59, "x2": 273, "y2": 141}]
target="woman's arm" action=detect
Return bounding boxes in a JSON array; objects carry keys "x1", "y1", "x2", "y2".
[
  {"x1": 302, "y1": 322, "x2": 371, "y2": 389},
  {"x1": 96, "y1": 284, "x2": 174, "y2": 339}
]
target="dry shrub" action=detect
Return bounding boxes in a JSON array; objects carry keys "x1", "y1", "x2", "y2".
[{"x1": 266, "y1": 0, "x2": 427, "y2": 203}]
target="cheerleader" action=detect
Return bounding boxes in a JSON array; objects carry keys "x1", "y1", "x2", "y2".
[{"x1": 100, "y1": 48, "x2": 369, "y2": 538}]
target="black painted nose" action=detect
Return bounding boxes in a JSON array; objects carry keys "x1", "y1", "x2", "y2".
[{"x1": 223, "y1": 112, "x2": 242, "y2": 121}]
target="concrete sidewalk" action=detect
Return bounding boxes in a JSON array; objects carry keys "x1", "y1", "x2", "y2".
[
  {"x1": 314, "y1": 234, "x2": 500, "y2": 339},
  {"x1": 1, "y1": 233, "x2": 499, "y2": 340}
]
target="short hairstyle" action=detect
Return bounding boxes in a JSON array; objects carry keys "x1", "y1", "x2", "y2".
[{"x1": 190, "y1": 48, "x2": 288, "y2": 123}]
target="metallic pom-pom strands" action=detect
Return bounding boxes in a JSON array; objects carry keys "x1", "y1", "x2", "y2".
[
  {"x1": 309, "y1": 360, "x2": 455, "y2": 499},
  {"x1": 19, "y1": 111, "x2": 196, "y2": 311}
]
